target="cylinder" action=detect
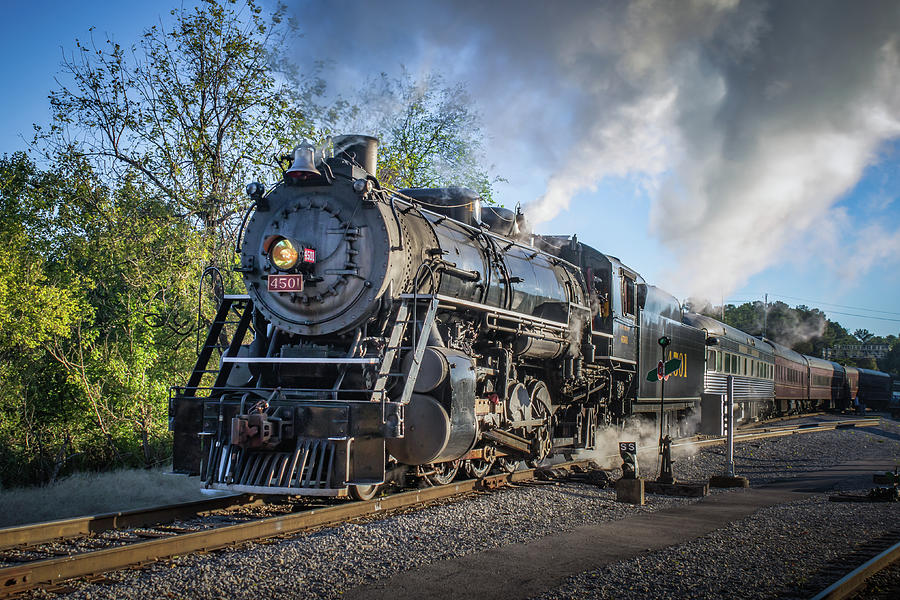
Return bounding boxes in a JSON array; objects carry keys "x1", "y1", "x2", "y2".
[
  {"x1": 563, "y1": 357, "x2": 574, "y2": 380},
  {"x1": 385, "y1": 394, "x2": 450, "y2": 465}
]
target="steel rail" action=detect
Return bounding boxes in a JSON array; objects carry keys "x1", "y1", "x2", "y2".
[
  {"x1": 674, "y1": 417, "x2": 880, "y2": 451},
  {"x1": 0, "y1": 494, "x2": 254, "y2": 551},
  {"x1": 0, "y1": 462, "x2": 590, "y2": 597},
  {"x1": 810, "y1": 539, "x2": 900, "y2": 600},
  {"x1": 739, "y1": 411, "x2": 826, "y2": 428}
]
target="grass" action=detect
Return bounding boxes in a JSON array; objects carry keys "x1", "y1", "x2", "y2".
[{"x1": 0, "y1": 468, "x2": 218, "y2": 527}]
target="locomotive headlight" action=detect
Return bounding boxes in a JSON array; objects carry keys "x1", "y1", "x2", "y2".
[{"x1": 270, "y1": 238, "x2": 300, "y2": 271}]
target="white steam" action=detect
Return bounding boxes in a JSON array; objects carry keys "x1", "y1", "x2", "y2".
[
  {"x1": 576, "y1": 412, "x2": 702, "y2": 474},
  {"x1": 292, "y1": 0, "x2": 900, "y2": 299}
]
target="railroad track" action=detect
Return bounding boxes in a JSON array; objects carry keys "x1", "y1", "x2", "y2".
[
  {"x1": 809, "y1": 531, "x2": 900, "y2": 600},
  {"x1": 0, "y1": 417, "x2": 881, "y2": 597},
  {"x1": 0, "y1": 461, "x2": 595, "y2": 597},
  {"x1": 686, "y1": 416, "x2": 881, "y2": 449},
  {"x1": 739, "y1": 411, "x2": 827, "y2": 428},
  {"x1": 0, "y1": 493, "x2": 264, "y2": 552}
]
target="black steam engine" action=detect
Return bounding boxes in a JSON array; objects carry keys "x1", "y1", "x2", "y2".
[{"x1": 169, "y1": 134, "x2": 707, "y2": 499}]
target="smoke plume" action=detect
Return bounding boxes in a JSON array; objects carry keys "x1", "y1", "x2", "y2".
[{"x1": 292, "y1": 0, "x2": 900, "y2": 298}]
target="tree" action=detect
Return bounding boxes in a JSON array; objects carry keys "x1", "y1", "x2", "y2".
[
  {"x1": 46, "y1": 167, "x2": 205, "y2": 470},
  {"x1": 0, "y1": 152, "x2": 207, "y2": 487},
  {"x1": 721, "y1": 302, "x2": 764, "y2": 336},
  {"x1": 0, "y1": 153, "x2": 89, "y2": 485},
  {"x1": 38, "y1": 0, "x2": 329, "y2": 263},
  {"x1": 854, "y1": 329, "x2": 874, "y2": 343},
  {"x1": 880, "y1": 342, "x2": 900, "y2": 378},
  {"x1": 350, "y1": 70, "x2": 502, "y2": 203}
]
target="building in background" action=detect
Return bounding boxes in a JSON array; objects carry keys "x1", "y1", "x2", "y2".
[{"x1": 824, "y1": 344, "x2": 891, "y2": 361}]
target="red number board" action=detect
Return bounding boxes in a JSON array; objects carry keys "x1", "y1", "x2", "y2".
[{"x1": 267, "y1": 274, "x2": 304, "y2": 292}]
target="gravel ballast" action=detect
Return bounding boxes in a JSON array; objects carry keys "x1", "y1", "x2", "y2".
[{"x1": 28, "y1": 416, "x2": 900, "y2": 600}]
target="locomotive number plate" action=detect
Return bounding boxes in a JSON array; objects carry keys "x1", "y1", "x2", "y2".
[{"x1": 267, "y1": 274, "x2": 304, "y2": 292}]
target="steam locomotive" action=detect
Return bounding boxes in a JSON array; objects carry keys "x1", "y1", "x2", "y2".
[{"x1": 169, "y1": 134, "x2": 891, "y2": 499}]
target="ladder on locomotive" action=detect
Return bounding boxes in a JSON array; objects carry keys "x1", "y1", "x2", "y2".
[
  {"x1": 372, "y1": 294, "x2": 440, "y2": 405},
  {"x1": 183, "y1": 294, "x2": 253, "y2": 399}
]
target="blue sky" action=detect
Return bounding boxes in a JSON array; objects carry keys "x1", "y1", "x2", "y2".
[{"x1": 2, "y1": 0, "x2": 899, "y2": 339}]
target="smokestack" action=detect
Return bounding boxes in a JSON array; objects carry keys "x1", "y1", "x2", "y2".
[{"x1": 332, "y1": 134, "x2": 379, "y2": 176}]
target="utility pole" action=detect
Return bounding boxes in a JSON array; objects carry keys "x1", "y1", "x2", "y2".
[{"x1": 763, "y1": 293, "x2": 768, "y2": 338}]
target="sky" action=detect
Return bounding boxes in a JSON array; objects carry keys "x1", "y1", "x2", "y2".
[{"x1": 2, "y1": 0, "x2": 900, "y2": 339}]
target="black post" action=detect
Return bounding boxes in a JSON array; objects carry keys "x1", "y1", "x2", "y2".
[
  {"x1": 657, "y1": 336, "x2": 670, "y2": 446},
  {"x1": 659, "y1": 365, "x2": 665, "y2": 446},
  {"x1": 657, "y1": 336, "x2": 675, "y2": 484}
]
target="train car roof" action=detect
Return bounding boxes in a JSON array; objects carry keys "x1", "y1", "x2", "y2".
[
  {"x1": 857, "y1": 368, "x2": 891, "y2": 380},
  {"x1": 683, "y1": 313, "x2": 770, "y2": 352},
  {"x1": 806, "y1": 355, "x2": 835, "y2": 371},
  {"x1": 641, "y1": 285, "x2": 682, "y2": 320},
  {"x1": 758, "y1": 337, "x2": 808, "y2": 365}
]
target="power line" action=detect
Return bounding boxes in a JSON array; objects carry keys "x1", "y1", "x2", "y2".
[
  {"x1": 810, "y1": 309, "x2": 900, "y2": 324},
  {"x1": 766, "y1": 293, "x2": 900, "y2": 317}
]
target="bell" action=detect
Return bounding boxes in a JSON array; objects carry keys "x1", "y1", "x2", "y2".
[{"x1": 285, "y1": 142, "x2": 320, "y2": 179}]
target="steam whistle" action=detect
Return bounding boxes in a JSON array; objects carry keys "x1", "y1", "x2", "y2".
[{"x1": 619, "y1": 441, "x2": 638, "y2": 479}]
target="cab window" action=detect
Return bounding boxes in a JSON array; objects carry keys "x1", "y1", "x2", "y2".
[{"x1": 622, "y1": 275, "x2": 636, "y2": 317}]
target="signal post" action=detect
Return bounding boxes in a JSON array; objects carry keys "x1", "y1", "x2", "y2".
[{"x1": 643, "y1": 336, "x2": 709, "y2": 498}]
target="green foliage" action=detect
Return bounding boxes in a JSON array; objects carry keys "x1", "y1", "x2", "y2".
[
  {"x1": 845, "y1": 356, "x2": 879, "y2": 370},
  {"x1": 715, "y1": 300, "x2": 832, "y2": 355},
  {"x1": 0, "y1": 152, "x2": 205, "y2": 487},
  {"x1": 853, "y1": 328, "x2": 874, "y2": 343},
  {"x1": 46, "y1": 167, "x2": 205, "y2": 473},
  {"x1": 352, "y1": 70, "x2": 503, "y2": 203},
  {"x1": 878, "y1": 339, "x2": 900, "y2": 377},
  {"x1": 0, "y1": 154, "x2": 85, "y2": 352}
]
